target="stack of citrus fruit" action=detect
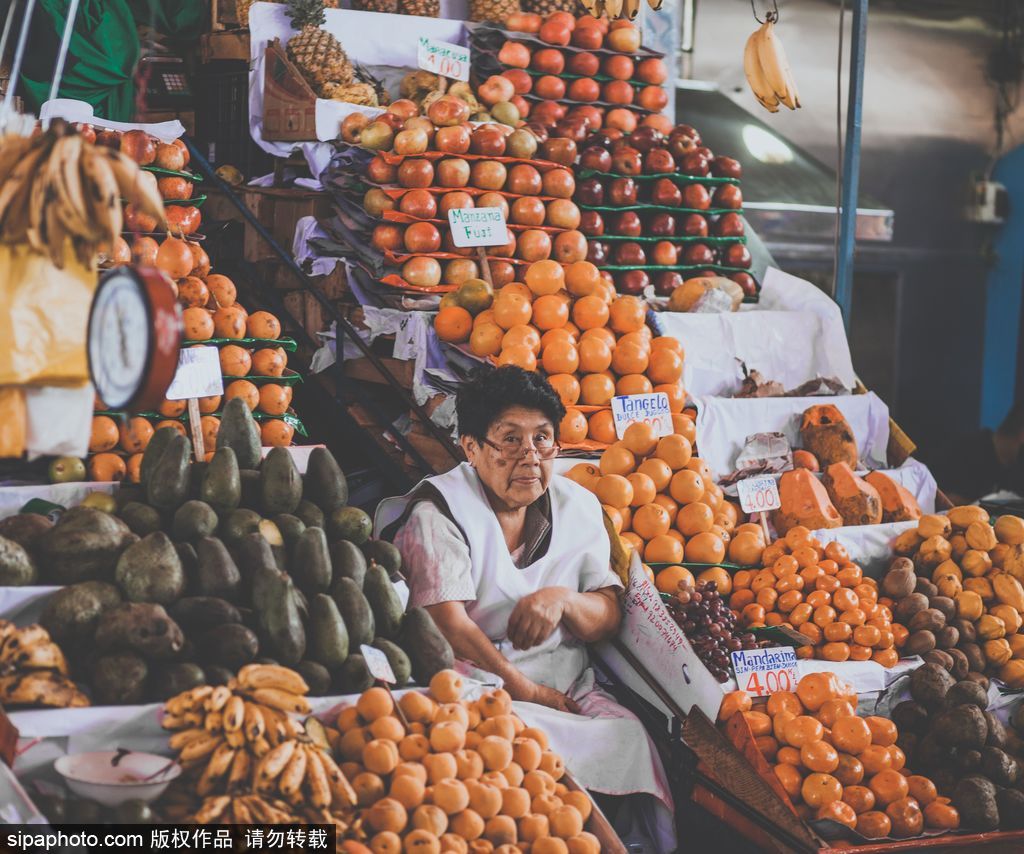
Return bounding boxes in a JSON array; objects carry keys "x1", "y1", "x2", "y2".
[
  {"x1": 730, "y1": 527, "x2": 901, "y2": 667},
  {"x1": 436, "y1": 259, "x2": 686, "y2": 447},
  {"x1": 717, "y1": 672, "x2": 960, "y2": 840},
  {"x1": 565, "y1": 421, "x2": 750, "y2": 577},
  {"x1": 335, "y1": 671, "x2": 601, "y2": 853}
]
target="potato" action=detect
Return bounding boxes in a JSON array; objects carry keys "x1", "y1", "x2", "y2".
[
  {"x1": 966, "y1": 671, "x2": 990, "y2": 691},
  {"x1": 944, "y1": 680, "x2": 988, "y2": 710},
  {"x1": 957, "y1": 748, "x2": 982, "y2": 772},
  {"x1": 934, "y1": 704, "x2": 988, "y2": 748},
  {"x1": 909, "y1": 608, "x2": 946, "y2": 633},
  {"x1": 914, "y1": 733, "x2": 955, "y2": 771},
  {"x1": 914, "y1": 577, "x2": 939, "y2": 598},
  {"x1": 882, "y1": 559, "x2": 916, "y2": 598},
  {"x1": 896, "y1": 592, "x2": 931, "y2": 623},
  {"x1": 946, "y1": 647, "x2": 969, "y2": 679},
  {"x1": 936, "y1": 626, "x2": 960, "y2": 650},
  {"x1": 981, "y1": 747, "x2": 1020, "y2": 786},
  {"x1": 905, "y1": 629, "x2": 937, "y2": 656},
  {"x1": 985, "y1": 711, "x2": 1008, "y2": 749},
  {"x1": 954, "y1": 617, "x2": 977, "y2": 644},
  {"x1": 961, "y1": 642, "x2": 987, "y2": 673},
  {"x1": 891, "y1": 700, "x2": 930, "y2": 733},
  {"x1": 996, "y1": 789, "x2": 1024, "y2": 830},
  {"x1": 909, "y1": 661, "x2": 955, "y2": 709},
  {"x1": 952, "y1": 775, "x2": 999, "y2": 831},
  {"x1": 929, "y1": 595, "x2": 956, "y2": 622},
  {"x1": 923, "y1": 649, "x2": 953, "y2": 671}
]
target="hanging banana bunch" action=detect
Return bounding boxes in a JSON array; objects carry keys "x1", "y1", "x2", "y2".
[
  {"x1": 744, "y1": 9, "x2": 801, "y2": 113},
  {"x1": 579, "y1": 0, "x2": 663, "y2": 22},
  {"x1": 0, "y1": 120, "x2": 167, "y2": 269}
]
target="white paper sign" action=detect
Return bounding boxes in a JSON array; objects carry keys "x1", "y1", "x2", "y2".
[
  {"x1": 447, "y1": 207, "x2": 510, "y2": 248},
  {"x1": 361, "y1": 644, "x2": 396, "y2": 684},
  {"x1": 165, "y1": 347, "x2": 224, "y2": 401},
  {"x1": 730, "y1": 647, "x2": 798, "y2": 697},
  {"x1": 737, "y1": 475, "x2": 782, "y2": 514},
  {"x1": 611, "y1": 393, "x2": 673, "y2": 440},
  {"x1": 417, "y1": 37, "x2": 470, "y2": 82}
]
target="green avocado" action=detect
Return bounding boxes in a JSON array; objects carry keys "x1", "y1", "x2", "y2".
[
  {"x1": 373, "y1": 638, "x2": 412, "y2": 688},
  {"x1": 327, "y1": 506, "x2": 373, "y2": 545},
  {"x1": 260, "y1": 447, "x2": 302, "y2": 516},
  {"x1": 146, "y1": 433, "x2": 191, "y2": 512},
  {"x1": 291, "y1": 527, "x2": 332, "y2": 594},
  {"x1": 139, "y1": 426, "x2": 179, "y2": 486},
  {"x1": 294, "y1": 500, "x2": 325, "y2": 531},
  {"x1": 363, "y1": 562, "x2": 403, "y2": 640},
  {"x1": 307, "y1": 593, "x2": 349, "y2": 669},
  {"x1": 172, "y1": 500, "x2": 219, "y2": 542},
  {"x1": 331, "y1": 577, "x2": 374, "y2": 647},
  {"x1": 400, "y1": 606, "x2": 455, "y2": 684},
  {"x1": 330, "y1": 539, "x2": 368, "y2": 589},
  {"x1": 217, "y1": 397, "x2": 261, "y2": 470},
  {"x1": 194, "y1": 537, "x2": 241, "y2": 600},
  {"x1": 201, "y1": 447, "x2": 242, "y2": 515},
  {"x1": 115, "y1": 532, "x2": 185, "y2": 604},
  {"x1": 303, "y1": 447, "x2": 348, "y2": 512},
  {"x1": 119, "y1": 502, "x2": 163, "y2": 537}
]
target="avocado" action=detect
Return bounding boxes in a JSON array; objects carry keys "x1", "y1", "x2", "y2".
[
  {"x1": 139, "y1": 426, "x2": 179, "y2": 486},
  {"x1": 273, "y1": 514, "x2": 306, "y2": 550},
  {"x1": 40, "y1": 506, "x2": 134, "y2": 584},
  {"x1": 115, "y1": 532, "x2": 185, "y2": 604},
  {"x1": 373, "y1": 638, "x2": 412, "y2": 687},
  {"x1": 400, "y1": 606, "x2": 455, "y2": 684},
  {"x1": 194, "y1": 537, "x2": 242, "y2": 600},
  {"x1": 110, "y1": 800, "x2": 154, "y2": 825},
  {"x1": 119, "y1": 502, "x2": 162, "y2": 537},
  {"x1": 327, "y1": 506, "x2": 373, "y2": 545},
  {"x1": 330, "y1": 539, "x2": 368, "y2": 589},
  {"x1": 150, "y1": 663, "x2": 206, "y2": 701},
  {"x1": 363, "y1": 562, "x2": 404, "y2": 640},
  {"x1": 239, "y1": 470, "x2": 262, "y2": 510},
  {"x1": 217, "y1": 397, "x2": 261, "y2": 469},
  {"x1": 260, "y1": 447, "x2": 302, "y2": 516},
  {"x1": 295, "y1": 660, "x2": 332, "y2": 696},
  {"x1": 168, "y1": 596, "x2": 241, "y2": 633},
  {"x1": 253, "y1": 570, "x2": 305, "y2": 666},
  {"x1": 0, "y1": 513, "x2": 52, "y2": 552},
  {"x1": 176, "y1": 542, "x2": 199, "y2": 589},
  {"x1": 201, "y1": 447, "x2": 241, "y2": 515},
  {"x1": 291, "y1": 527, "x2": 332, "y2": 594},
  {"x1": 172, "y1": 500, "x2": 219, "y2": 542},
  {"x1": 332, "y1": 577, "x2": 374, "y2": 647},
  {"x1": 362, "y1": 539, "x2": 402, "y2": 579},
  {"x1": 220, "y1": 508, "x2": 263, "y2": 544},
  {"x1": 93, "y1": 652, "x2": 148, "y2": 705},
  {"x1": 95, "y1": 602, "x2": 184, "y2": 659},
  {"x1": 188, "y1": 461, "x2": 208, "y2": 501},
  {"x1": 200, "y1": 624, "x2": 260, "y2": 669},
  {"x1": 0, "y1": 534, "x2": 36, "y2": 585},
  {"x1": 335, "y1": 654, "x2": 374, "y2": 694},
  {"x1": 204, "y1": 665, "x2": 234, "y2": 686},
  {"x1": 231, "y1": 532, "x2": 278, "y2": 585},
  {"x1": 39, "y1": 581, "x2": 123, "y2": 646},
  {"x1": 146, "y1": 433, "x2": 191, "y2": 511},
  {"x1": 307, "y1": 593, "x2": 349, "y2": 670},
  {"x1": 303, "y1": 447, "x2": 348, "y2": 512},
  {"x1": 294, "y1": 500, "x2": 325, "y2": 531}
]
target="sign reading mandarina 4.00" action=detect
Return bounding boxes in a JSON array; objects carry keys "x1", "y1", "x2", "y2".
[
  {"x1": 417, "y1": 37, "x2": 470, "y2": 82},
  {"x1": 736, "y1": 475, "x2": 782, "y2": 515},
  {"x1": 730, "y1": 647, "x2": 799, "y2": 697},
  {"x1": 447, "y1": 207, "x2": 510, "y2": 248},
  {"x1": 611, "y1": 392, "x2": 673, "y2": 439}
]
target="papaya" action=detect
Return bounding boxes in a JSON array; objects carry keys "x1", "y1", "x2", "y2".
[
  {"x1": 332, "y1": 577, "x2": 375, "y2": 647},
  {"x1": 771, "y1": 469, "x2": 842, "y2": 535},
  {"x1": 330, "y1": 540, "x2": 368, "y2": 589},
  {"x1": 291, "y1": 527, "x2": 332, "y2": 594},
  {"x1": 821, "y1": 462, "x2": 882, "y2": 527},
  {"x1": 373, "y1": 638, "x2": 412, "y2": 687},
  {"x1": 400, "y1": 607, "x2": 455, "y2": 685},
  {"x1": 307, "y1": 593, "x2": 349, "y2": 669},
  {"x1": 201, "y1": 448, "x2": 241, "y2": 514},
  {"x1": 260, "y1": 447, "x2": 302, "y2": 516},
  {"x1": 172, "y1": 500, "x2": 219, "y2": 542},
  {"x1": 799, "y1": 404, "x2": 858, "y2": 468},
  {"x1": 303, "y1": 447, "x2": 348, "y2": 512},
  {"x1": 146, "y1": 433, "x2": 190, "y2": 511},
  {"x1": 864, "y1": 471, "x2": 922, "y2": 523},
  {"x1": 217, "y1": 397, "x2": 261, "y2": 470},
  {"x1": 363, "y1": 562, "x2": 404, "y2": 639}
]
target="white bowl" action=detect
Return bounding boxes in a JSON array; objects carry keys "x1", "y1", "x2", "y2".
[{"x1": 54, "y1": 751, "x2": 181, "y2": 807}]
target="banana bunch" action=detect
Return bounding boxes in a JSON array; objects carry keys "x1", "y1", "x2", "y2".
[
  {"x1": 0, "y1": 620, "x2": 89, "y2": 709},
  {"x1": 579, "y1": 0, "x2": 662, "y2": 20},
  {"x1": 0, "y1": 121, "x2": 166, "y2": 269},
  {"x1": 744, "y1": 18, "x2": 800, "y2": 112},
  {"x1": 162, "y1": 664, "x2": 356, "y2": 811}
]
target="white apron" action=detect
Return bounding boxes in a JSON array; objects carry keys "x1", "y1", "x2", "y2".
[{"x1": 376, "y1": 464, "x2": 675, "y2": 842}]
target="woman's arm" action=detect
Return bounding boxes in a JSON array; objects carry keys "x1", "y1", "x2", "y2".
[
  {"x1": 507, "y1": 585, "x2": 622, "y2": 650},
  {"x1": 426, "y1": 600, "x2": 580, "y2": 714}
]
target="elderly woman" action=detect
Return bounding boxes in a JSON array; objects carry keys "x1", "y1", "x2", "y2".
[{"x1": 376, "y1": 366, "x2": 674, "y2": 849}]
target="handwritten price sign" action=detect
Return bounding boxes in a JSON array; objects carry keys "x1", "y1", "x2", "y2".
[
  {"x1": 736, "y1": 475, "x2": 781, "y2": 514},
  {"x1": 611, "y1": 392, "x2": 673, "y2": 440},
  {"x1": 417, "y1": 37, "x2": 470, "y2": 82},
  {"x1": 730, "y1": 647, "x2": 798, "y2": 697},
  {"x1": 448, "y1": 207, "x2": 510, "y2": 248}
]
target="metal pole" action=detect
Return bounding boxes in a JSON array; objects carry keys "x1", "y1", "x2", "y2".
[{"x1": 834, "y1": 0, "x2": 868, "y2": 329}]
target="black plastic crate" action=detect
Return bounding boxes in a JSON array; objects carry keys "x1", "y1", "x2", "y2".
[{"x1": 193, "y1": 61, "x2": 273, "y2": 181}]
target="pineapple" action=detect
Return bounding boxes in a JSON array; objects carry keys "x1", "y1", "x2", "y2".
[
  {"x1": 236, "y1": 0, "x2": 339, "y2": 29},
  {"x1": 285, "y1": 0, "x2": 354, "y2": 97},
  {"x1": 522, "y1": 0, "x2": 580, "y2": 15},
  {"x1": 352, "y1": 0, "x2": 399, "y2": 12},
  {"x1": 398, "y1": 0, "x2": 440, "y2": 17},
  {"x1": 469, "y1": 0, "x2": 520, "y2": 22}
]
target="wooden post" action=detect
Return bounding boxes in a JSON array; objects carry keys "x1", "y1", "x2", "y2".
[
  {"x1": 476, "y1": 246, "x2": 494, "y2": 291},
  {"x1": 0, "y1": 707, "x2": 17, "y2": 767},
  {"x1": 187, "y1": 398, "x2": 206, "y2": 462},
  {"x1": 758, "y1": 511, "x2": 770, "y2": 544}
]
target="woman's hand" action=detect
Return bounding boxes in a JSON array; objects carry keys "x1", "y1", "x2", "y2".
[
  {"x1": 506, "y1": 674, "x2": 581, "y2": 714},
  {"x1": 507, "y1": 587, "x2": 570, "y2": 650}
]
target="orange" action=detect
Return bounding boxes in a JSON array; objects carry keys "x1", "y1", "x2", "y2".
[
  {"x1": 618, "y1": 331, "x2": 652, "y2": 352},
  {"x1": 213, "y1": 305, "x2": 247, "y2": 339},
  {"x1": 581, "y1": 326, "x2": 617, "y2": 348},
  {"x1": 578, "y1": 337, "x2": 612, "y2": 373},
  {"x1": 653, "y1": 494, "x2": 679, "y2": 524},
  {"x1": 796, "y1": 672, "x2": 842, "y2": 712},
  {"x1": 88, "y1": 453, "x2": 126, "y2": 482},
  {"x1": 533, "y1": 295, "x2": 570, "y2": 331},
  {"x1": 541, "y1": 328, "x2": 577, "y2": 351},
  {"x1": 496, "y1": 346, "x2": 537, "y2": 371},
  {"x1": 782, "y1": 716, "x2": 824, "y2": 748},
  {"x1": 654, "y1": 564, "x2": 693, "y2": 595},
  {"x1": 565, "y1": 260, "x2": 601, "y2": 296},
  {"x1": 651, "y1": 335, "x2": 683, "y2": 355},
  {"x1": 864, "y1": 716, "x2": 897, "y2": 747},
  {"x1": 572, "y1": 295, "x2": 610, "y2": 330},
  {"x1": 616, "y1": 374, "x2": 653, "y2": 396},
  {"x1": 90, "y1": 415, "x2": 120, "y2": 453},
  {"x1": 644, "y1": 534, "x2": 684, "y2": 564},
  {"x1": 118, "y1": 416, "x2": 154, "y2": 453},
  {"x1": 717, "y1": 690, "x2": 752, "y2": 722},
  {"x1": 801, "y1": 741, "x2": 839, "y2": 773},
  {"x1": 656, "y1": 434, "x2": 692, "y2": 470},
  {"x1": 125, "y1": 453, "x2": 143, "y2": 484},
  {"x1": 858, "y1": 745, "x2": 892, "y2": 776},
  {"x1": 587, "y1": 410, "x2": 616, "y2": 444},
  {"x1": 611, "y1": 342, "x2": 649, "y2": 375},
  {"x1": 470, "y1": 323, "x2": 505, "y2": 357},
  {"x1": 834, "y1": 754, "x2": 864, "y2": 788},
  {"x1": 622, "y1": 421, "x2": 658, "y2": 456},
  {"x1": 922, "y1": 800, "x2": 959, "y2": 830},
  {"x1": 842, "y1": 784, "x2": 876, "y2": 814},
  {"x1": 887, "y1": 745, "x2": 905, "y2": 771},
  {"x1": 655, "y1": 382, "x2": 686, "y2": 414},
  {"x1": 220, "y1": 344, "x2": 252, "y2": 377},
  {"x1": 773, "y1": 764, "x2": 802, "y2": 800},
  {"x1": 259, "y1": 384, "x2": 292, "y2": 416},
  {"x1": 816, "y1": 800, "x2": 857, "y2": 829},
  {"x1": 183, "y1": 306, "x2": 215, "y2": 340},
  {"x1": 500, "y1": 282, "x2": 534, "y2": 303},
  {"x1": 559, "y1": 409, "x2": 588, "y2": 444},
  {"x1": 855, "y1": 811, "x2": 892, "y2": 839},
  {"x1": 594, "y1": 474, "x2": 633, "y2": 508},
  {"x1": 905, "y1": 776, "x2": 937, "y2": 806},
  {"x1": 492, "y1": 294, "x2": 533, "y2": 329},
  {"x1": 542, "y1": 341, "x2": 579, "y2": 374},
  {"x1": 636, "y1": 457, "x2": 671, "y2": 491},
  {"x1": 676, "y1": 502, "x2": 714, "y2": 536},
  {"x1": 766, "y1": 692, "x2": 802, "y2": 716},
  {"x1": 548, "y1": 374, "x2": 581, "y2": 406},
  {"x1": 885, "y1": 797, "x2": 924, "y2": 838},
  {"x1": 686, "y1": 532, "x2": 726, "y2": 564},
  {"x1": 608, "y1": 296, "x2": 646, "y2": 333},
  {"x1": 525, "y1": 259, "x2": 565, "y2": 295},
  {"x1": 599, "y1": 443, "x2": 635, "y2": 476},
  {"x1": 674, "y1": 413, "x2": 697, "y2": 443},
  {"x1": 698, "y1": 566, "x2": 732, "y2": 595},
  {"x1": 475, "y1": 309, "x2": 497, "y2": 328},
  {"x1": 801, "y1": 773, "x2": 843, "y2": 808},
  {"x1": 669, "y1": 469, "x2": 704, "y2": 503},
  {"x1": 868, "y1": 769, "x2": 908, "y2": 807},
  {"x1": 502, "y1": 325, "x2": 542, "y2": 354},
  {"x1": 742, "y1": 711, "x2": 772, "y2": 737},
  {"x1": 580, "y1": 373, "x2": 615, "y2": 406},
  {"x1": 626, "y1": 472, "x2": 656, "y2": 506},
  {"x1": 647, "y1": 349, "x2": 683, "y2": 384}
]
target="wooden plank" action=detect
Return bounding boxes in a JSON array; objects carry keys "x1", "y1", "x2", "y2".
[
  {"x1": 200, "y1": 31, "x2": 250, "y2": 63},
  {"x1": 282, "y1": 291, "x2": 306, "y2": 333},
  {"x1": 243, "y1": 186, "x2": 333, "y2": 262},
  {"x1": 344, "y1": 357, "x2": 415, "y2": 390},
  {"x1": 303, "y1": 290, "x2": 328, "y2": 338},
  {"x1": 563, "y1": 771, "x2": 627, "y2": 854}
]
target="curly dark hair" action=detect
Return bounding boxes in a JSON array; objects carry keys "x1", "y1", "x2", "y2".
[{"x1": 456, "y1": 366, "x2": 566, "y2": 441}]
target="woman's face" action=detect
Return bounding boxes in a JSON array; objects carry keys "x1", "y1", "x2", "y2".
[{"x1": 462, "y1": 406, "x2": 556, "y2": 511}]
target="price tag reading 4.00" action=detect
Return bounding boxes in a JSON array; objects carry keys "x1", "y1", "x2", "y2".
[
  {"x1": 736, "y1": 475, "x2": 781, "y2": 515},
  {"x1": 417, "y1": 37, "x2": 470, "y2": 82},
  {"x1": 730, "y1": 647, "x2": 798, "y2": 697}
]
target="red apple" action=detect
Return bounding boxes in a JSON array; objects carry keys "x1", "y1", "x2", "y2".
[
  {"x1": 541, "y1": 137, "x2": 578, "y2": 166},
  {"x1": 531, "y1": 48, "x2": 565, "y2": 75},
  {"x1": 644, "y1": 148, "x2": 676, "y2": 174},
  {"x1": 724, "y1": 243, "x2": 752, "y2": 269},
  {"x1": 629, "y1": 126, "x2": 665, "y2": 153},
  {"x1": 428, "y1": 96, "x2": 471, "y2": 127},
  {"x1": 611, "y1": 211, "x2": 642, "y2": 236},
  {"x1": 611, "y1": 146, "x2": 642, "y2": 176},
  {"x1": 607, "y1": 177, "x2": 638, "y2": 206},
  {"x1": 713, "y1": 184, "x2": 743, "y2": 210},
  {"x1": 681, "y1": 184, "x2": 711, "y2": 210},
  {"x1": 683, "y1": 243, "x2": 716, "y2": 266},
  {"x1": 652, "y1": 241, "x2": 678, "y2": 266},
  {"x1": 650, "y1": 178, "x2": 682, "y2": 207},
  {"x1": 568, "y1": 52, "x2": 600, "y2": 77},
  {"x1": 580, "y1": 147, "x2": 612, "y2": 172},
  {"x1": 471, "y1": 160, "x2": 508, "y2": 191},
  {"x1": 530, "y1": 100, "x2": 567, "y2": 127},
  {"x1": 679, "y1": 152, "x2": 710, "y2": 176},
  {"x1": 502, "y1": 68, "x2": 533, "y2": 94},
  {"x1": 366, "y1": 155, "x2": 398, "y2": 184},
  {"x1": 398, "y1": 159, "x2": 435, "y2": 189},
  {"x1": 587, "y1": 241, "x2": 610, "y2": 265},
  {"x1": 471, "y1": 127, "x2": 507, "y2": 157},
  {"x1": 680, "y1": 213, "x2": 709, "y2": 236},
  {"x1": 372, "y1": 223, "x2": 404, "y2": 252},
  {"x1": 617, "y1": 269, "x2": 650, "y2": 295},
  {"x1": 437, "y1": 158, "x2": 471, "y2": 188},
  {"x1": 506, "y1": 163, "x2": 543, "y2": 195},
  {"x1": 542, "y1": 168, "x2": 575, "y2": 199},
  {"x1": 511, "y1": 196, "x2": 547, "y2": 226},
  {"x1": 399, "y1": 189, "x2": 437, "y2": 219},
  {"x1": 535, "y1": 75, "x2": 566, "y2": 101},
  {"x1": 574, "y1": 177, "x2": 605, "y2": 206},
  {"x1": 121, "y1": 130, "x2": 156, "y2": 165},
  {"x1": 653, "y1": 270, "x2": 683, "y2": 296},
  {"x1": 439, "y1": 191, "x2": 474, "y2": 216},
  {"x1": 712, "y1": 156, "x2": 743, "y2": 179},
  {"x1": 714, "y1": 212, "x2": 744, "y2": 237},
  {"x1": 647, "y1": 212, "x2": 676, "y2": 236},
  {"x1": 732, "y1": 272, "x2": 758, "y2": 297},
  {"x1": 579, "y1": 210, "x2": 605, "y2": 236},
  {"x1": 404, "y1": 221, "x2": 441, "y2": 253},
  {"x1": 615, "y1": 242, "x2": 646, "y2": 265},
  {"x1": 553, "y1": 229, "x2": 588, "y2": 263},
  {"x1": 479, "y1": 75, "x2": 517, "y2": 107},
  {"x1": 436, "y1": 125, "x2": 471, "y2": 154},
  {"x1": 498, "y1": 41, "x2": 531, "y2": 68}
]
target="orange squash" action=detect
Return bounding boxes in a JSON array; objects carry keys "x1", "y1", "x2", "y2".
[
  {"x1": 799, "y1": 404, "x2": 858, "y2": 468},
  {"x1": 772, "y1": 469, "x2": 843, "y2": 535},
  {"x1": 822, "y1": 462, "x2": 882, "y2": 527},
  {"x1": 864, "y1": 471, "x2": 922, "y2": 523}
]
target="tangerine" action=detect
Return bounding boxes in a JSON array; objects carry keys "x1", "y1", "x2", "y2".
[
  {"x1": 587, "y1": 409, "x2": 616, "y2": 443},
  {"x1": 525, "y1": 259, "x2": 565, "y2": 295},
  {"x1": 608, "y1": 296, "x2": 646, "y2": 333},
  {"x1": 533, "y1": 295, "x2": 570, "y2": 330},
  {"x1": 492, "y1": 294, "x2": 533, "y2": 329},
  {"x1": 496, "y1": 346, "x2": 537, "y2": 371},
  {"x1": 558, "y1": 409, "x2": 587, "y2": 444},
  {"x1": 565, "y1": 261, "x2": 601, "y2": 296},
  {"x1": 801, "y1": 773, "x2": 843, "y2": 808},
  {"x1": 572, "y1": 295, "x2": 610, "y2": 330},
  {"x1": 579, "y1": 373, "x2": 614, "y2": 406},
  {"x1": 855, "y1": 811, "x2": 892, "y2": 839}
]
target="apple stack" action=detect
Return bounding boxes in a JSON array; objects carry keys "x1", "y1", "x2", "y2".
[
  {"x1": 573, "y1": 124, "x2": 758, "y2": 300},
  {"x1": 470, "y1": 12, "x2": 669, "y2": 137},
  {"x1": 345, "y1": 95, "x2": 589, "y2": 291}
]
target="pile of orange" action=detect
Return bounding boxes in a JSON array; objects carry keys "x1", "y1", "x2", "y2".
[
  {"x1": 335, "y1": 671, "x2": 600, "y2": 854},
  {"x1": 439, "y1": 259, "x2": 687, "y2": 446},
  {"x1": 718, "y1": 672, "x2": 959, "y2": 840},
  {"x1": 565, "y1": 421, "x2": 753, "y2": 576},
  {"x1": 730, "y1": 527, "x2": 902, "y2": 667}
]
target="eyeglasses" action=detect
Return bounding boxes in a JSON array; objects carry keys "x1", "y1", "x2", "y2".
[{"x1": 481, "y1": 434, "x2": 560, "y2": 461}]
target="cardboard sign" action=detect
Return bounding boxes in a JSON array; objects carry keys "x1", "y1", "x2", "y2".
[
  {"x1": 361, "y1": 644, "x2": 396, "y2": 684},
  {"x1": 730, "y1": 647, "x2": 799, "y2": 697},
  {"x1": 417, "y1": 37, "x2": 470, "y2": 82},
  {"x1": 165, "y1": 346, "x2": 224, "y2": 401},
  {"x1": 737, "y1": 475, "x2": 782, "y2": 514},
  {"x1": 447, "y1": 207, "x2": 510, "y2": 248},
  {"x1": 611, "y1": 393, "x2": 673, "y2": 439}
]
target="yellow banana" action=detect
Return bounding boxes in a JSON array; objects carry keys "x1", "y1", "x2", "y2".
[
  {"x1": 622, "y1": 0, "x2": 641, "y2": 21},
  {"x1": 248, "y1": 688, "x2": 311, "y2": 715},
  {"x1": 604, "y1": 0, "x2": 623, "y2": 18},
  {"x1": 223, "y1": 696, "x2": 245, "y2": 732},
  {"x1": 225, "y1": 728, "x2": 246, "y2": 749},
  {"x1": 204, "y1": 711, "x2": 223, "y2": 733},
  {"x1": 168, "y1": 728, "x2": 208, "y2": 751},
  {"x1": 244, "y1": 702, "x2": 266, "y2": 741},
  {"x1": 206, "y1": 742, "x2": 237, "y2": 778},
  {"x1": 277, "y1": 746, "x2": 308, "y2": 799},
  {"x1": 9, "y1": 641, "x2": 68, "y2": 674},
  {"x1": 317, "y1": 748, "x2": 358, "y2": 807},
  {"x1": 227, "y1": 748, "x2": 251, "y2": 792},
  {"x1": 179, "y1": 733, "x2": 224, "y2": 763},
  {"x1": 194, "y1": 796, "x2": 231, "y2": 824},
  {"x1": 251, "y1": 736, "x2": 272, "y2": 757},
  {"x1": 237, "y1": 664, "x2": 309, "y2": 695},
  {"x1": 205, "y1": 686, "x2": 232, "y2": 713},
  {"x1": 744, "y1": 26, "x2": 779, "y2": 112},
  {"x1": 303, "y1": 746, "x2": 332, "y2": 808},
  {"x1": 256, "y1": 740, "x2": 296, "y2": 782}
]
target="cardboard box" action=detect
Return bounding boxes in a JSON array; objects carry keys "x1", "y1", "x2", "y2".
[{"x1": 262, "y1": 40, "x2": 319, "y2": 142}]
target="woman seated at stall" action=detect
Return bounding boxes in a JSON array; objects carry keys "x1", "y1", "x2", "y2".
[{"x1": 376, "y1": 366, "x2": 675, "y2": 850}]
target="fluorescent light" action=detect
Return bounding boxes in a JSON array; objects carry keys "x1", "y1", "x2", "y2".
[{"x1": 742, "y1": 124, "x2": 794, "y2": 164}]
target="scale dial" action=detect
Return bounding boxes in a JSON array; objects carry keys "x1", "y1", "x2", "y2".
[{"x1": 87, "y1": 266, "x2": 182, "y2": 411}]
